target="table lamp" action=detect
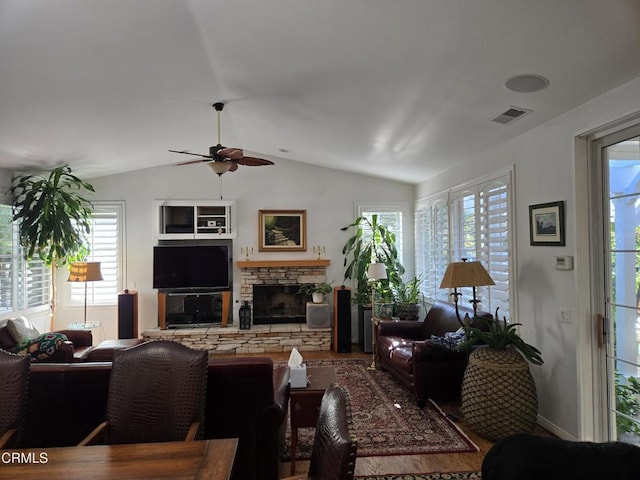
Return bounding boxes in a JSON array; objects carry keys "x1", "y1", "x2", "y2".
[
  {"x1": 68, "y1": 262, "x2": 103, "y2": 325},
  {"x1": 367, "y1": 262, "x2": 387, "y2": 370},
  {"x1": 439, "y1": 258, "x2": 494, "y2": 327}
]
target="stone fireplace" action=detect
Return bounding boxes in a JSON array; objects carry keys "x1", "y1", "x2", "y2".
[{"x1": 238, "y1": 259, "x2": 330, "y2": 325}]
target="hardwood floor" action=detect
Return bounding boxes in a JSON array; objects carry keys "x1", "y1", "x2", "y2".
[{"x1": 213, "y1": 346, "x2": 546, "y2": 478}]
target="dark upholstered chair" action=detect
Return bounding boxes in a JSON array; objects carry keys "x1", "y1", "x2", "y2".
[
  {"x1": 0, "y1": 350, "x2": 30, "y2": 448},
  {"x1": 283, "y1": 383, "x2": 358, "y2": 480},
  {"x1": 79, "y1": 340, "x2": 208, "y2": 445}
]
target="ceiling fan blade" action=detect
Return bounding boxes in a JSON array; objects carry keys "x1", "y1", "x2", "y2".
[
  {"x1": 236, "y1": 156, "x2": 275, "y2": 166},
  {"x1": 217, "y1": 147, "x2": 244, "y2": 160},
  {"x1": 168, "y1": 149, "x2": 212, "y2": 158},
  {"x1": 228, "y1": 162, "x2": 239, "y2": 172},
  {"x1": 174, "y1": 158, "x2": 210, "y2": 166}
]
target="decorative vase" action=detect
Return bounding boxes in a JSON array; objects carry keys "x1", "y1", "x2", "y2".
[
  {"x1": 312, "y1": 292, "x2": 324, "y2": 304},
  {"x1": 461, "y1": 346, "x2": 538, "y2": 441},
  {"x1": 396, "y1": 303, "x2": 420, "y2": 321}
]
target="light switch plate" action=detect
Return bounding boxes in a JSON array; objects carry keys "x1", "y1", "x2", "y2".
[{"x1": 555, "y1": 256, "x2": 574, "y2": 270}]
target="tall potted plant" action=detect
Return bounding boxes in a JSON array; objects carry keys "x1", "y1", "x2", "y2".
[
  {"x1": 9, "y1": 165, "x2": 95, "y2": 328},
  {"x1": 340, "y1": 214, "x2": 404, "y2": 305},
  {"x1": 459, "y1": 310, "x2": 543, "y2": 441}
]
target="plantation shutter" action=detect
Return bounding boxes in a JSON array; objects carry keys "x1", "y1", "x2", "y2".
[
  {"x1": 70, "y1": 204, "x2": 123, "y2": 305},
  {"x1": 0, "y1": 204, "x2": 50, "y2": 314},
  {"x1": 478, "y1": 178, "x2": 511, "y2": 319},
  {"x1": 451, "y1": 174, "x2": 511, "y2": 318},
  {"x1": 415, "y1": 194, "x2": 450, "y2": 303}
]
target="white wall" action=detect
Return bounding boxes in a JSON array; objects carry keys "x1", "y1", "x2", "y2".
[
  {"x1": 417, "y1": 76, "x2": 640, "y2": 440},
  {"x1": 55, "y1": 157, "x2": 415, "y2": 341}
]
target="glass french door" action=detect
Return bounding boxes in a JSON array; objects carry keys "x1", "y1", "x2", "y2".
[{"x1": 597, "y1": 125, "x2": 640, "y2": 444}]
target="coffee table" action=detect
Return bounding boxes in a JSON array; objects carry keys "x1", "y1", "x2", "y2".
[{"x1": 289, "y1": 365, "x2": 336, "y2": 475}]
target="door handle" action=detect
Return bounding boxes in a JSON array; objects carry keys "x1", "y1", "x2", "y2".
[{"x1": 597, "y1": 314, "x2": 606, "y2": 349}]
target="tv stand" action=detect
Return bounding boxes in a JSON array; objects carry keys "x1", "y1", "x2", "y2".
[{"x1": 158, "y1": 291, "x2": 231, "y2": 329}]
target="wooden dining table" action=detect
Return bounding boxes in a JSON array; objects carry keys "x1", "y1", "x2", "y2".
[{"x1": 0, "y1": 438, "x2": 238, "y2": 480}]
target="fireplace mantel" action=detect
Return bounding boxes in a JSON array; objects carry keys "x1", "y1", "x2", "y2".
[{"x1": 236, "y1": 259, "x2": 330, "y2": 269}]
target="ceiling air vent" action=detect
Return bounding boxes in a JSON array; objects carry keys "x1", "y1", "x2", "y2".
[{"x1": 492, "y1": 106, "x2": 531, "y2": 125}]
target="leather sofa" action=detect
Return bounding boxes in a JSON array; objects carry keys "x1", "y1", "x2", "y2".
[
  {"x1": 22, "y1": 357, "x2": 290, "y2": 480},
  {"x1": 376, "y1": 300, "x2": 490, "y2": 406},
  {"x1": 0, "y1": 319, "x2": 93, "y2": 362}
]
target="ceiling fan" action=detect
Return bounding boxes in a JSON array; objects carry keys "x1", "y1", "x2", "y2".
[{"x1": 169, "y1": 102, "x2": 274, "y2": 176}]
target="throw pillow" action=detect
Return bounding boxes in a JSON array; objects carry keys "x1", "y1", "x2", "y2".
[
  {"x1": 13, "y1": 332, "x2": 68, "y2": 361},
  {"x1": 7, "y1": 316, "x2": 40, "y2": 344}
]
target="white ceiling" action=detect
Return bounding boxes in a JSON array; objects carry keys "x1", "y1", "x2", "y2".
[{"x1": 1, "y1": 0, "x2": 639, "y2": 184}]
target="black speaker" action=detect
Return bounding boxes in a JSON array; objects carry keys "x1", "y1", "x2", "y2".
[
  {"x1": 118, "y1": 290, "x2": 138, "y2": 339},
  {"x1": 333, "y1": 286, "x2": 351, "y2": 353}
]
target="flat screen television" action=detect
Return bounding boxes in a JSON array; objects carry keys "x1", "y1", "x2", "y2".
[{"x1": 153, "y1": 245, "x2": 231, "y2": 290}]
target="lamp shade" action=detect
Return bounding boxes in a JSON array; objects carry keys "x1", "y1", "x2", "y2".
[
  {"x1": 68, "y1": 262, "x2": 103, "y2": 282},
  {"x1": 439, "y1": 260, "x2": 494, "y2": 288},
  {"x1": 367, "y1": 262, "x2": 387, "y2": 281}
]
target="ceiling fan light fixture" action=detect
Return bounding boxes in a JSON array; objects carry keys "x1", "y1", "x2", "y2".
[{"x1": 207, "y1": 162, "x2": 232, "y2": 176}]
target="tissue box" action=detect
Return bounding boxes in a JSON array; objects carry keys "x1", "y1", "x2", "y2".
[{"x1": 290, "y1": 364, "x2": 308, "y2": 388}]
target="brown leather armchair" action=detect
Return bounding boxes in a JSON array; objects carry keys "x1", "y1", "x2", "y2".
[
  {"x1": 376, "y1": 300, "x2": 490, "y2": 406},
  {"x1": 0, "y1": 350, "x2": 30, "y2": 448},
  {"x1": 282, "y1": 383, "x2": 358, "y2": 480},
  {"x1": 0, "y1": 318, "x2": 93, "y2": 362},
  {"x1": 79, "y1": 340, "x2": 208, "y2": 445}
]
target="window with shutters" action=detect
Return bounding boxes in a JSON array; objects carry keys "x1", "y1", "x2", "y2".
[
  {"x1": 416, "y1": 171, "x2": 512, "y2": 317},
  {"x1": 415, "y1": 193, "x2": 450, "y2": 303},
  {"x1": 0, "y1": 204, "x2": 51, "y2": 315},
  {"x1": 356, "y1": 203, "x2": 408, "y2": 268},
  {"x1": 69, "y1": 202, "x2": 125, "y2": 306}
]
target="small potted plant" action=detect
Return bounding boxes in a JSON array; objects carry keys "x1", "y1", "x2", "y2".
[
  {"x1": 298, "y1": 282, "x2": 333, "y2": 303},
  {"x1": 393, "y1": 276, "x2": 425, "y2": 320}
]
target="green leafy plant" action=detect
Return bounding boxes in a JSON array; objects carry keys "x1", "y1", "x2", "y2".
[
  {"x1": 459, "y1": 308, "x2": 544, "y2": 365},
  {"x1": 615, "y1": 372, "x2": 640, "y2": 436},
  {"x1": 9, "y1": 165, "x2": 95, "y2": 325},
  {"x1": 10, "y1": 165, "x2": 95, "y2": 265},
  {"x1": 340, "y1": 214, "x2": 404, "y2": 305},
  {"x1": 393, "y1": 276, "x2": 425, "y2": 305},
  {"x1": 298, "y1": 282, "x2": 333, "y2": 295}
]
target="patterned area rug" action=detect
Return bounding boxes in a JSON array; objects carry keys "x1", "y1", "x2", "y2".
[
  {"x1": 281, "y1": 358, "x2": 478, "y2": 459},
  {"x1": 357, "y1": 472, "x2": 481, "y2": 480}
]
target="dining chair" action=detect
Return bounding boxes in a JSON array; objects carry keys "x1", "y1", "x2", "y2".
[
  {"x1": 79, "y1": 340, "x2": 208, "y2": 445},
  {"x1": 0, "y1": 349, "x2": 30, "y2": 448},
  {"x1": 283, "y1": 383, "x2": 358, "y2": 480}
]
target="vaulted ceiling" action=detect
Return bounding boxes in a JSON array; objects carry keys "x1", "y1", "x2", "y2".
[{"x1": 1, "y1": 0, "x2": 639, "y2": 184}]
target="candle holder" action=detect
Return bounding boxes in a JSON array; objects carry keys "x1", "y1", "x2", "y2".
[
  {"x1": 240, "y1": 247, "x2": 254, "y2": 260},
  {"x1": 313, "y1": 245, "x2": 326, "y2": 259}
]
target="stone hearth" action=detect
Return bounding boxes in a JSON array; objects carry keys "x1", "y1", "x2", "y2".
[{"x1": 142, "y1": 323, "x2": 331, "y2": 354}]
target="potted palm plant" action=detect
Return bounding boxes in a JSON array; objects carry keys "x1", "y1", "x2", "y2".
[
  {"x1": 9, "y1": 165, "x2": 95, "y2": 328},
  {"x1": 458, "y1": 309, "x2": 543, "y2": 441},
  {"x1": 298, "y1": 282, "x2": 333, "y2": 303}
]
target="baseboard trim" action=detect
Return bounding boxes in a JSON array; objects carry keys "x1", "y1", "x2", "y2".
[{"x1": 537, "y1": 414, "x2": 577, "y2": 441}]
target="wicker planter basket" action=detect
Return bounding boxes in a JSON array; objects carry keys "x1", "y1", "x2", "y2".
[{"x1": 461, "y1": 346, "x2": 538, "y2": 441}]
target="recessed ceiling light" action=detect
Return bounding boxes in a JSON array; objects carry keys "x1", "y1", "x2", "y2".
[{"x1": 504, "y1": 74, "x2": 550, "y2": 93}]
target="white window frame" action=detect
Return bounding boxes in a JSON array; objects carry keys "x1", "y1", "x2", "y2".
[{"x1": 67, "y1": 202, "x2": 126, "y2": 306}]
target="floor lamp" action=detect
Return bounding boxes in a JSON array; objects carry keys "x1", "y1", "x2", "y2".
[
  {"x1": 366, "y1": 262, "x2": 387, "y2": 370},
  {"x1": 439, "y1": 258, "x2": 495, "y2": 327},
  {"x1": 68, "y1": 262, "x2": 103, "y2": 325}
]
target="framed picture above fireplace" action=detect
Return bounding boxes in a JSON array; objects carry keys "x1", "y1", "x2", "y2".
[{"x1": 259, "y1": 210, "x2": 307, "y2": 252}]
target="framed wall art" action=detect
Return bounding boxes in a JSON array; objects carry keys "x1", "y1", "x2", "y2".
[
  {"x1": 529, "y1": 201, "x2": 565, "y2": 246},
  {"x1": 259, "y1": 210, "x2": 307, "y2": 251}
]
